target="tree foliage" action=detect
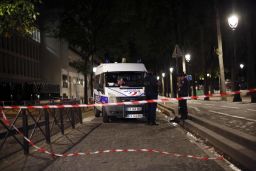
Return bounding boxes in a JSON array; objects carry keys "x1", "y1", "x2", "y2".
[{"x1": 0, "y1": 0, "x2": 41, "y2": 36}]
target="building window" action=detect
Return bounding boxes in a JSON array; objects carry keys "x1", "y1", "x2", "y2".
[
  {"x1": 62, "y1": 75, "x2": 68, "y2": 88},
  {"x1": 78, "y1": 79, "x2": 84, "y2": 86},
  {"x1": 32, "y1": 29, "x2": 41, "y2": 43}
]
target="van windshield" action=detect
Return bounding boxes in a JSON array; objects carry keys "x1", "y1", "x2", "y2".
[{"x1": 105, "y1": 72, "x2": 145, "y2": 87}]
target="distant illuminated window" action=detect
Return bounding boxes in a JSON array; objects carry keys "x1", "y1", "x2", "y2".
[
  {"x1": 62, "y1": 75, "x2": 68, "y2": 88},
  {"x1": 32, "y1": 29, "x2": 41, "y2": 43}
]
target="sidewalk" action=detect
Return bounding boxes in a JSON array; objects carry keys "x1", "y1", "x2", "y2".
[{"x1": 0, "y1": 113, "x2": 234, "y2": 171}]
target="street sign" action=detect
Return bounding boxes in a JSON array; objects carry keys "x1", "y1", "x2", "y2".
[{"x1": 172, "y1": 44, "x2": 183, "y2": 58}]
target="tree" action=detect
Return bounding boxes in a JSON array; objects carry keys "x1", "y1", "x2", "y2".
[
  {"x1": 54, "y1": 0, "x2": 113, "y2": 103},
  {"x1": 0, "y1": 0, "x2": 41, "y2": 36}
]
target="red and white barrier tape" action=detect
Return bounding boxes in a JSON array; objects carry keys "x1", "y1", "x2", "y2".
[
  {"x1": 0, "y1": 109, "x2": 223, "y2": 160},
  {"x1": 0, "y1": 88, "x2": 255, "y2": 110}
]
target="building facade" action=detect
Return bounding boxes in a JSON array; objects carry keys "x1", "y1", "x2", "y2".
[
  {"x1": 0, "y1": 31, "x2": 85, "y2": 102},
  {"x1": 0, "y1": 33, "x2": 42, "y2": 101}
]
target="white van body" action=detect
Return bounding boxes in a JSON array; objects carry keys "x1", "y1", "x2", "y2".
[{"x1": 93, "y1": 63, "x2": 147, "y2": 122}]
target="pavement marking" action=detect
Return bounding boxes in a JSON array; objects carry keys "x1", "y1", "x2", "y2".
[
  {"x1": 220, "y1": 106, "x2": 239, "y2": 109},
  {"x1": 247, "y1": 109, "x2": 256, "y2": 112},
  {"x1": 209, "y1": 110, "x2": 256, "y2": 122}
]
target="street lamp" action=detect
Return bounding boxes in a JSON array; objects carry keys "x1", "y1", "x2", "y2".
[
  {"x1": 185, "y1": 54, "x2": 191, "y2": 63},
  {"x1": 239, "y1": 63, "x2": 244, "y2": 69},
  {"x1": 169, "y1": 67, "x2": 174, "y2": 97},
  {"x1": 162, "y1": 73, "x2": 165, "y2": 96},
  {"x1": 228, "y1": 14, "x2": 238, "y2": 30},
  {"x1": 239, "y1": 63, "x2": 245, "y2": 87},
  {"x1": 157, "y1": 76, "x2": 160, "y2": 80},
  {"x1": 228, "y1": 14, "x2": 241, "y2": 102},
  {"x1": 185, "y1": 53, "x2": 193, "y2": 96}
]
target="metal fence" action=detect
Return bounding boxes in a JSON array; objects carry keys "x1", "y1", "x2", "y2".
[{"x1": 0, "y1": 100, "x2": 82, "y2": 158}]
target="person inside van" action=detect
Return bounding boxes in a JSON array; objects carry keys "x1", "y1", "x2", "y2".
[{"x1": 117, "y1": 77, "x2": 126, "y2": 86}]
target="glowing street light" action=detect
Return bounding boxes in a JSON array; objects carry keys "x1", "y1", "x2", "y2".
[
  {"x1": 239, "y1": 63, "x2": 244, "y2": 69},
  {"x1": 228, "y1": 14, "x2": 239, "y2": 30},
  {"x1": 157, "y1": 76, "x2": 160, "y2": 80},
  {"x1": 169, "y1": 67, "x2": 174, "y2": 73},
  {"x1": 169, "y1": 67, "x2": 174, "y2": 97},
  {"x1": 185, "y1": 53, "x2": 191, "y2": 63},
  {"x1": 162, "y1": 73, "x2": 165, "y2": 96}
]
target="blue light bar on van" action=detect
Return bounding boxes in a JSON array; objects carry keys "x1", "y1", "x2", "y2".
[{"x1": 100, "y1": 96, "x2": 108, "y2": 103}]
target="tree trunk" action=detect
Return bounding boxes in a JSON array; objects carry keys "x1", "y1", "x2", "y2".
[
  {"x1": 215, "y1": 0, "x2": 227, "y2": 101},
  {"x1": 83, "y1": 59, "x2": 88, "y2": 104}
]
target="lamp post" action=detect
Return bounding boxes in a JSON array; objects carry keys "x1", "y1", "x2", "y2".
[
  {"x1": 162, "y1": 73, "x2": 165, "y2": 96},
  {"x1": 239, "y1": 63, "x2": 245, "y2": 89},
  {"x1": 228, "y1": 14, "x2": 241, "y2": 102},
  {"x1": 169, "y1": 67, "x2": 174, "y2": 97},
  {"x1": 185, "y1": 53, "x2": 192, "y2": 96}
]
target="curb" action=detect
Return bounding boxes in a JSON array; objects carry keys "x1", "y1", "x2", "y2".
[
  {"x1": 159, "y1": 104, "x2": 256, "y2": 171},
  {"x1": 189, "y1": 114, "x2": 256, "y2": 151},
  {"x1": 183, "y1": 120, "x2": 256, "y2": 171}
]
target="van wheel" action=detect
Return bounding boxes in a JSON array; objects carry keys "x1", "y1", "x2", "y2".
[
  {"x1": 102, "y1": 107, "x2": 109, "y2": 123},
  {"x1": 94, "y1": 107, "x2": 101, "y2": 117}
]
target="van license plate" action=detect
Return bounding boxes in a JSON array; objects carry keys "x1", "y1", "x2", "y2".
[
  {"x1": 126, "y1": 107, "x2": 142, "y2": 111},
  {"x1": 126, "y1": 114, "x2": 143, "y2": 118}
]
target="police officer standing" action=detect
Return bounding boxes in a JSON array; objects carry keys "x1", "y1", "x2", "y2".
[
  {"x1": 144, "y1": 72, "x2": 158, "y2": 125},
  {"x1": 177, "y1": 72, "x2": 189, "y2": 120}
]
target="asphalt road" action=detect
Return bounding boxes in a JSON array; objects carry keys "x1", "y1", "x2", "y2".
[
  {"x1": 43, "y1": 113, "x2": 233, "y2": 171},
  {"x1": 188, "y1": 100, "x2": 256, "y2": 120},
  {"x1": 165, "y1": 99, "x2": 256, "y2": 136}
]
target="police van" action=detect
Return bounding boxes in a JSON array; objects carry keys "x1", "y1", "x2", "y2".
[{"x1": 93, "y1": 63, "x2": 147, "y2": 122}]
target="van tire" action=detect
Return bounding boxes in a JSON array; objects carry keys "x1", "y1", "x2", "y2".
[
  {"x1": 94, "y1": 107, "x2": 101, "y2": 117},
  {"x1": 102, "y1": 107, "x2": 109, "y2": 123}
]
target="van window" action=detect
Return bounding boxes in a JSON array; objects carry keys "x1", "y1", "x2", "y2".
[
  {"x1": 94, "y1": 74, "x2": 104, "y2": 90},
  {"x1": 105, "y1": 72, "x2": 144, "y2": 87}
]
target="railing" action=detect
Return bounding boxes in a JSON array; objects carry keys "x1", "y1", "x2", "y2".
[{"x1": 0, "y1": 100, "x2": 82, "y2": 158}]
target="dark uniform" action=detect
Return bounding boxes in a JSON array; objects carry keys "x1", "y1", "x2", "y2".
[
  {"x1": 178, "y1": 74, "x2": 189, "y2": 120},
  {"x1": 144, "y1": 73, "x2": 158, "y2": 125}
]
